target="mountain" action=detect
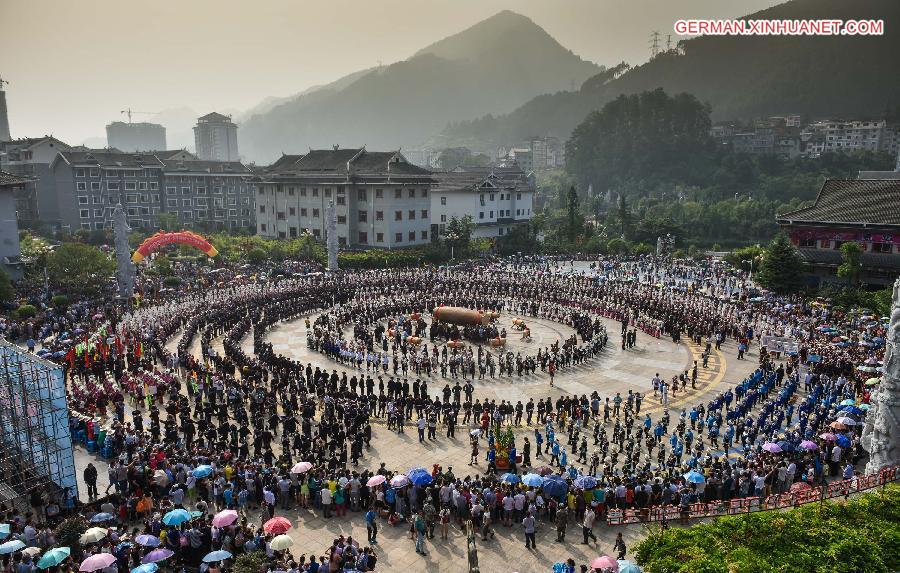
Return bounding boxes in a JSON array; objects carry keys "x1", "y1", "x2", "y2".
[
  {"x1": 238, "y1": 10, "x2": 600, "y2": 162},
  {"x1": 438, "y1": 0, "x2": 900, "y2": 152}
]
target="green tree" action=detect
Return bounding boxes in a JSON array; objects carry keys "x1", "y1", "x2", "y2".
[
  {"x1": 151, "y1": 254, "x2": 173, "y2": 276},
  {"x1": 444, "y1": 215, "x2": 475, "y2": 259},
  {"x1": 837, "y1": 241, "x2": 863, "y2": 286},
  {"x1": 566, "y1": 185, "x2": 581, "y2": 242},
  {"x1": 756, "y1": 234, "x2": 805, "y2": 293},
  {"x1": 725, "y1": 244, "x2": 765, "y2": 272},
  {"x1": 0, "y1": 268, "x2": 13, "y2": 304},
  {"x1": 156, "y1": 213, "x2": 180, "y2": 232},
  {"x1": 46, "y1": 243, "x2": 116, "y2": 295}
]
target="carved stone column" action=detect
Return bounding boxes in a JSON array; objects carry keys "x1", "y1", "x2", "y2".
[{"x1": 862, "y1": 277, "x2": 900, "y2": 474}]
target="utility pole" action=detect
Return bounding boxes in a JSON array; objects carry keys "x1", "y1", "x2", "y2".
[
  {"x1": 649, "y1": 31, "x2": 661, "y2": 58},
  {"x1": 666, "y1": 34, "x2": 672, "y2": 52}
]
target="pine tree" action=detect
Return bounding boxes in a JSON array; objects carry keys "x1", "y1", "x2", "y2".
[{"x1": 756, "y1": 234, "x2": 805, "y2": 293}]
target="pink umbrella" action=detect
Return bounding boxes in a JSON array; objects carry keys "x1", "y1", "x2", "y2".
[
  {"x1": 366, "y1": 475, "x2": 386, "y2": 487},
  {"x1": 212, "y1": 509, "x2": 238, "y2": 528},
  {"x1": 290, "y1": 461, "x2": 313, "y2": 474},
  {"x1": 590, "y1": 555, "x2": 619, "y2": 572},
  {"x1": 761, "y1": 442, "x2": 782, "y2": 453},
  {"x1": 819, "y1": 433, "x2": 837, "y2": 441},
  {"x1": 80, "y1": 554, "x2": 116, "y2": 572},
  {"x1": 263, "y1": 517, "x2": 291, "y2": 535},
  {"x1": 142, "y1": 549, "x2": 175, "y2": 564},
  {"x1": 799, "y1": 440, "x2": 819, "y2": 450}
]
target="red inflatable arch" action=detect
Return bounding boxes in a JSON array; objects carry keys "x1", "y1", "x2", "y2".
[{"x1": 131, "y1": 230, "x2": 218, "y2": 263}]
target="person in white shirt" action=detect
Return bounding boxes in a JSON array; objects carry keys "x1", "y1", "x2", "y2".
[
  {"x1": 581, "y1": 509, "x2": 597, "y2": 544},
  {"x1": 321, "y1": 487, "x2": 333, "y2": 518}
]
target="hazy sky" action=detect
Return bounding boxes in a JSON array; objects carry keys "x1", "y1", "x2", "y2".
[{"x1": 0, "y1": 0, "x2": 780, "y2": 145}]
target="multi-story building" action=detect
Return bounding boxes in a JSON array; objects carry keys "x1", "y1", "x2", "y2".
[
  {"x1": 528, "y1": 136, "x2": 564, "y2": 170},
  {"x1": 0, "y1": 170, "x2": 28, "y2": 279},
  {"x1": 776, "y1": 179, "x2": 900, "y2": 286},
  {"x1": 161, "y1": 160, "x2": 254, "y2": 231},
  {"x1": 194, "y1": 112, "x2": 239, "y2": 162},
  {"x1": 731, "y1": 131, "x2": 775, "y2": 155},
  {"x1": 431, "y1": 165, "x2": 535, "y2": 239},
  {"x1": 105, "y1": 121, "x2": 166, "y2": 152},
  {"x1": 254, "y1": 148, "x2": 434, "y2": 248},
  {"x1": 0, "y1": 136, "x2": 72, "y2": 225},
  {"x1": 804, "y1": 120, "x2": 889, "y2": 155}
]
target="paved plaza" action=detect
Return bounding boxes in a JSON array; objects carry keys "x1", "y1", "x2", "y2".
[{"x1": 75, "y1": 278, "x2": 759, "y2": 573}]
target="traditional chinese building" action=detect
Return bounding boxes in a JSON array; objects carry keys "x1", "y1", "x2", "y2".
[{"x1": 776, "y1": 179, "x2": 900, "y2": 286}]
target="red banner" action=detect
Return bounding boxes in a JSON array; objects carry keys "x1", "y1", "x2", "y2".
[{"x1": 132, "y1": 230, "x2": 218, "y2": 262}]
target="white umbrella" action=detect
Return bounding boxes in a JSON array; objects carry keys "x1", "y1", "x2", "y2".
[{"x1": 269, "y1": 535, "x2": 294, "y2": 551}]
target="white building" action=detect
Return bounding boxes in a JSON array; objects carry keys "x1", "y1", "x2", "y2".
[
  {"x1": 194, "y1": 112, "x2": 239, "y2": 162},
  {"x1": 431, "y1": 165, "x2": 535, "y2": 239},
  {"x1": 804, "y1": 120, "x2": 890, "y2": 155}
]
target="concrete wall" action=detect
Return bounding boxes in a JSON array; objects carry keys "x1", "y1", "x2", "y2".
[{"x1": 0, "y1": 187, "x2": 22, "y2": 279}]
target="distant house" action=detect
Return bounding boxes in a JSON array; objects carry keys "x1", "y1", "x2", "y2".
[
  {"x1": 776, "y1": 179, "x2": 900, "y2": 286},
  {"x1": 0, "y1": 136, "x2": 72, "y2": 225},
  {"x1": 0, "y1": 170, "x2": 30, "y2": 279}
]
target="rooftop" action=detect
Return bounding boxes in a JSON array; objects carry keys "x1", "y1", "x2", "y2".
[
  {"x1": 433, "y1": 165, "x2": 533, "y2": 192},
  {"x1": 264, "y1": 148, "x2": 432, "y2": 178},
  {"x1": 776, "y1": 179, "x2": 900, "y2": 228},
  {"x1": 0, "y1": 169, "x2": 31, "y2": 187},
  {"x1": 162, "y1": 159, "x2": 252, "y2": 174},
  {"x1": 55, "y1": 150, "x2": 165, "y2": 168},
  {"x1": 197, "y1": 112, "x2": 233, "y2": 123}
]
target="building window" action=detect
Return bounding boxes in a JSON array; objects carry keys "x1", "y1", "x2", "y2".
[
  {"x1": 833, "y1": 240, "x2": 844, "y2": 250},
  {"x1": 107, "y1": 170, "x2": 118, "y2": 177},
  {"x1": 288, "y1": 188, "x2": 295, "y2": 196},
  {"x1": 90, "y1": 182, "x2": 101, "y2": 191},
  {"x1": 798, "y1": 237, "x2": 816, "y2": 248},
  {"x1": 79, "y1": 209, "x2": 89, "y2": 218},
  {"x1": 395, "y1": 232, "x2": 402, "y2": 243},
  {"x1": 440, "y1": 214, "x2": 446, "y2": 222},
  {"x1": 479, "y1": 212, "x2": 484, "y2": 219},
  {"x1": 408, "y1": 189, "x2": 415, "y2": 199},
  {"x1": 289, "y1": 207, "x2": 296, "y2": 216},
  {"x1": 150, "y1": 182, "x2": 159, "y2": 190},
  {"x1": 336, "y1": 196, "x2": 346, "y2": 206},
  {"x1": 375, "y1": 210, "x2": 384, "y2": 221},
  {"x1": 301, "y1": 208, "x2": 308, "y2": 216},
  {"x1": 359, "y1": 231, "x2": 368, "y2": 244},
  {"x1": 376, "y1": 232, "x2": 384, "y2": 243},
  {"x1": 872, "y1": 242, "x2": 893, "y2": 253},
  {"x1": 337, "y1": 215, "x2": 346, "y2": 224},
  {"x1": 78, "y1": 196, "x2": 88, "y2": 204},
  {"x1": 182, "y1": 199, "x2": 192, "y2": 207},
  {"x1": 408, "y1": 231, "x2": 415, "y2": 241},
  {"x1": 75, "y1": 168, "x2": 85, "y2": 177},
  {"x1": 300, "y1": 188, "x2": 307, "y2": 197},
  {"x1": 395, "y1": 211, "x2": 402, "y2": 221},
  {"x1": 517, "y1": 193, "x2": 522, "y2": 200},
  {"x1": 421, "y1": 230, "x2": 428, "y2": 240},
  {"x1": 196, "y1": 187, "x2": 207, "y2": 195},
  {"x1": 76, "y1": 182, "x2": 87, "y2": 191},
  {"x1": 394, "y1": 189, "x2": 401, "y2": 199},
  {"x1": 277, "y1": 212, "x2": 285, "y2": 220},
  {"x1": 89, "y1": 168, "x2": 100, "y2": 177},
  {"x1": 358, "y1": 210, "x2": 367, "y2": 222},
  {"x1": 259, "y1": 205, "x2": 265, "y2": 213},
  {"x1": 260, "y1": 223, "x2": 267, "y2": 232},
  {"x1": 421, "y1": 209, "x2": 428, "y2": 219},
  {"x1": 312, "y1": 189, "x2": 319, "y2": 198},
  {"x1": 93, "y1": 196, "x2": 103, "y2": 204},
  {"x1": 289, "y1": 226, "x2": 297, "y2": 237},
  {"x1": 408, "y1": 210, "x2": 415, "y2": 220},
  {"x1": 440, "y1": 196, "x2": 447, "y2": 205},
  {"x1": 313, "y1": 208, "x2": 320, "y2": 218},
  {"x1": 376, "y1": 189, "x2": 383, "y2": 199},
  {"x1": 358, "y1": 190, "x2": 367, "y2": 201},
  {"x1": 126, "y1": 194, "x2": 138, "y2": 203},
  {"x1": 312, "y1": 229, "x2": 320, "y2": 238},
  {"x1": 124, "y1": 181, "x2": 136, "y2": 191},
  {"x1": 421, "y1": 189, "x2": 428, "y2": 198},
  {"x1": 499, "y1": 227, "x2": 505, "y2": 236},
  {"x1": 167, "y1": 199, "x2": 178, "y2": 207},
  {"x1": 108, "y1": 182, "x2": 120, "y2": 191},
  {"x1": 94, "y1": 209, "x2": 103, "y2": 217}
]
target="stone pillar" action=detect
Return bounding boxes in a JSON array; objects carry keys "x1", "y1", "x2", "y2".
[
  {"x1": 112, "y1": 203, "x2": 135, "y2": 298},
  {"x1": 325, "y1": 199, "x2": 338, "y2": 272},
  {"x1": 862, "y1": 277, "x2": 900, "y2": 474}
]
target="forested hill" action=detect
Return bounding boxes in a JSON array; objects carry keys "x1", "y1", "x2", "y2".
[{"x1": 437, "y1": 0, "x2": 900, "y2": 152}]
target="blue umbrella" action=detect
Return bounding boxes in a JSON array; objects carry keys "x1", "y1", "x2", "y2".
[
  {"x1": 406, "y1": 467, "x2": 433, "y2": 487},
  {"x1": 521, "y1": 473, "x2": 544, "y2": 487},
  {"x1": 684, "y1": 471, "x2": 706, "y2": 484},
  {"x1": 0, "y1": 540, "x2": 25, "y2": 555},
  {"x1": 192, "y1": 465, "x2": 214, "y2": 478},
  {"x1": 135, "y1": 535, "x2": 160, "y2": 547},
  {"x1": 500, "y1": 473, "x2": 520, "y2": 484},
  {"x1": 162, "y1": 509, "x2": 191, "y2": 526},
  {"x1": 90, "y1": 513, "x2": 115, "y2": 523},
  {"x1": 839, "y1": 399, "x2": 855, "y2": 406},
  {"x1": 841, "y1": 406, "x2": 864, "y2": 416},
  {"x1": 0, "y1": 524, "x2": 8, "y2": 541},
  {"x1": 777, "y1": 440, "x2": 794, "y2": 453},
  {"x1": 835, "y1": 435, "x2": 851, "y2": 448},
  {"x1": 131, "y1": 564, "x2": 158, "y2": 573},
  {"x1": 36, "y1": 547, "x2": 71, "y2": 569},
  {"x1": 573, "y1": 475, "x2": 598, "y2": 490},
  {"x1": 202, "y1": 550, "x2": 233, "y2": 563},
  {"x1": 617, "y1": 561, "x2": 642, "y2": 573},
  {"x1": 541, "y1": 475, "x2": 568, "y2": 498}
]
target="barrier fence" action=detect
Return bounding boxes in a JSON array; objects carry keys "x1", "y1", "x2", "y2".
[{"x1": 606, "y1": 466, "x2": 898, "y2": 526}]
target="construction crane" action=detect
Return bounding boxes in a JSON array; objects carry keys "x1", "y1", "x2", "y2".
[
  {"x1": 0, "y1": 74, "x2": 9, "y2": 90},
  {"x1": 120, "y1": 108, "x2": 158, "y2": 123}
]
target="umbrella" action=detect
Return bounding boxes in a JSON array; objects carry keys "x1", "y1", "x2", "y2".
[
  {"x1": 829, "y1": 421, "x2": 847, "y2": 430},
  {"x1": 212, "y1": 510, "x2": 238, "y2": 528},
  {"x1": 406, "y1": 467, "x2": 433, "y2": 487},
  {"x1": 366, "y1": 475, "x2": 386, "y2": 487},
  {"x1": 841, "y1": 406, "x2": 864, "y2": 416},
  {"x1": 269, "y1": 535, "x2": 294, "y2": 551},
  {"x1": 134, "y1": 535, "x2": 160, "y2": 547},
  {"x1": 839, "y1": 399, "x2": 855, "y2": 406},
  {"x1": 192, "y1": 465, "x2": 214, "y2": 478},
  {"x1": 542, "y1": 475, "x2": 568, "y2": 498},
  {"x1": 684, "y1": 471, "x2": 706, "y2": 484},
  {"x1": 90, "y1": 513, "x2": 115, "y2": 523},
  {"x1": 761, "y1": 442, "x2": 782, "y2": 453},
  {"x1": 79, "y1": 528, "x2": 109, "y2": 544},
  {"x1": 522, "y1": 473, "x2": 544, "y2": 487},
  {"x1": 819, "y1": 433, "x2": 837, "y2": 441},
  {"x1": 131, "y1": 565, "x2": 158, "y2": 573},
  {"x1": 390, "y1": 475, "x2": 410, "y2": 488},
  {"x1": 590, "y1": 555, "x2": 619, "y2": 571},
  {"x1": 835, "y1": 435, "x2": 851, "y2": 448},
  {"x1": 263, "y1": 517, "x2": 291, "y2": 535},
  {"x1": 0, "y1": 524, "x2": 8, "y2": 535},
  {"x1": 80, "y1": 553, "x2": 116, "y2": 572},
  {"x1": 162, "y1": 509, "x2": 191, "y2": 526},
  {"x1": 536, "y1": 466, "x2": 554, "y2": 476},
  {"x1": 617, "y1": 561, "x2": 642, "y2": 573},
  {"x1": 859, "y1": 404, "x2": 871, "y2": 411},
  {"x1": 22, "y1": 547, "x2": 41, "y2": 558},
  {"x1": 37, "y1": 547, "x2": 71, "y2": 569},
  {"x1": 0, "y1": 540, "x2": 25, "y2": 555},
  {"x1": 152, "y1": 470, "x2": 169, "y2": 486},
  {"x1": 865, "y1": 378, "x2": 880, "y2": 386},
  {"x1": 574, "y1": 475, "x2": 598, "y2": 490},
  {"x1": 290, "y1": 462, "x2": 313, "y2": 474},
  {"x1": 836, "y1": 417, "x2": 857, "y2": 426},
  {"x1": 500, "y1": 473, "x2": 520, "y2": 484},
  {"x1": 202, "y1": 550, "x2": 233, "y2": 563},
  {"x1": 799, "y1": 440, "x2": 819, "y2": 450},
  {"x1": 141, "y1": 549, "x2": 174, "y2": 564},
  {"x1": 790, "y1": 482, "x2": 811, "y2": 493},
  {"x1": 469, "y1": 429, "x2": 482, "y2": 437}
]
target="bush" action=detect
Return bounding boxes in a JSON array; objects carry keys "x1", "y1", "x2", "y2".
[
  {"x1": 51, "y1": 295, "x2": 69, "y2": 308},
  {"x1": 635, "y1": 484, "x2": 900, "y2": 573},
  {"x1": 233, "y1": 551, "x2": 269, "y2": 573},
  {"x1": 54, "y1": 515, "x2": 89, "y2": 558},
  {"x1": 162, "y1": 276, "x2": 182, "y2": 287},
  {"x1": 15, "y1": 304, "x2": 38, "y2": 319},
  {"x1": 607, "y1": 237, "x2": 631, "y2": 255}
]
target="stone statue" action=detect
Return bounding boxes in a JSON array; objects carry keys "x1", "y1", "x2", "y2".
[
  {"x1": 862, "y1": 277, "x2": 900, "y2": 474},
  {"x1": 325, "y1": 200, "x2": 338, "y2": 272},
  {"x1": 112, "y1": 203, "x2": 135, "y2": 299}
]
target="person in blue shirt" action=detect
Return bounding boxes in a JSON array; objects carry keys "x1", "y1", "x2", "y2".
[
  {"x1": 365, "y1": 508, "x2": 378, "y2": 544},
  {"x1": 559, "y1": 449, "x2": 567, "y2": 469},
  {"x1": 535, "y1": 429, "x2": 544, "y2": 458},
  {"x1": 644, "y1": 414, "x2": 652, "y2": 430},
  {"x1": 550, "y1": 441, "x2": 561, "y2": 466}
]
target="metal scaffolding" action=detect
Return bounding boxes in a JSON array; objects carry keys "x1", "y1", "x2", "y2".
[{"x1": 0, "y1": 340, "x2": 77, "y2": 512}]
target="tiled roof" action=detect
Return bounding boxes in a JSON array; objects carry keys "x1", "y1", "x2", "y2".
[
  {"x1": 197, "y1": 112, "x2": 231, "y2": 122},
  {"x1": 266, "y1": 149, "x2": 432, "y2": 177},
  {"x1": 153, "y1": 150, "x2": 199, "y2": 160},
  {"x1": 777, "y1": 179, "x2": 900, "y2": 227},
  {"x1": 162, "y1": 159, "x2": 252, "y2": 174},
  {"x1": 0, "y1": 169, "x2": 30, "y2": 187},
  {"x1": 57, "y1": 150, "x2": 165, "y2": 168},
  {"x1": 798, "y1": 248, "x2": 900, "y2": 271},
  {"x1": 433, "y1": 165, "x2": 532, "y2": 192}
]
